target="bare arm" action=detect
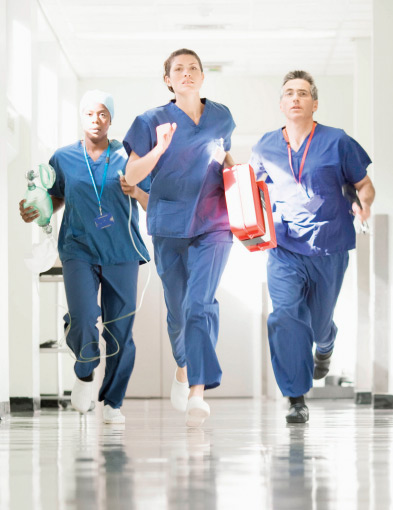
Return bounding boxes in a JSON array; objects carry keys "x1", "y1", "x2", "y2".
[
  {"x1": 125, "y1": 122, "x2": 177, "y2": 186},
  {"x1": 224, "y1": 152, "x2": 235, "y2": 167},
  {"x1": 119, "y1": 176, "x2": 149, "y2": 211},
  {"x1": 353, "y1": 175, "x2": 375, "y2": 222},
  {"x1": 51, "y1": 196, "x2": 65, "y2": 213},
  {"x1": 19, "y1": 196, "x2": 65, "y2": 223}
]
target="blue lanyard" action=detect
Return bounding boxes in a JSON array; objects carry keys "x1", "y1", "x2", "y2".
[{"x1": 83, "y1": 141, "x2": 110, "y2": 216}]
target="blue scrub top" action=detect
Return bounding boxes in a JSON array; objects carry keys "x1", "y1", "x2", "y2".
[
  {"x1": 123, "y1": 98, "x2": 236, "y2": 238},
  {"x1": 250, "y1": 123, "x2": 371, "y2": 256},
  {"x1": 48, "y1": 140, "x2": 150, "y2": 265}
]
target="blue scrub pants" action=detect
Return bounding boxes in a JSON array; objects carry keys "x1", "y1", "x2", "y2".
[
  {"x1": 62, "y1": 259, "x2": 139, "y2": 408},
  {"x1": 267, "y1": 246, "x2": 349, "y2": 397},
  {"x1": 153, "y1": 231, "x2": 232, "y2": 390}
]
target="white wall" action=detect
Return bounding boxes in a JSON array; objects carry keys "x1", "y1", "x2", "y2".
[
  {"x1": 372, "y1": 0, "x2": 393, "y2": 393},
  {"x1": 7, "y1": 0, "x2": 39, "y2": 402},
  {"x1": 0, "y1": 0, "x2": 10, "y2": 410},
  {"x1": 7, "y1": 0, "x2": 78, "y2": 401}
]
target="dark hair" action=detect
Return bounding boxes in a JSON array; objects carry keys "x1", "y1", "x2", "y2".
[
  {"x1": 163, "y1": 49, "x2": 204, "y2": 93},
  {"x1": 281, "y1": 70, "x2": 318, "y2": 100}
]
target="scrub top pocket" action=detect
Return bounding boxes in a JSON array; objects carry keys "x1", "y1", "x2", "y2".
[{"x1": 155, "y1": 199, "x2": 187, "y2": 236}]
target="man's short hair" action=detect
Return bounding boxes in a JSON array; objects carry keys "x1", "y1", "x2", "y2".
[{"x1": 281, "y1": 70, "x2": 318, "y2": 100}]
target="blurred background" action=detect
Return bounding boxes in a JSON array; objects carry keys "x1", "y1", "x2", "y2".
[{"x1": 1, "y1": 0, "x2": 391, "y2": 410}]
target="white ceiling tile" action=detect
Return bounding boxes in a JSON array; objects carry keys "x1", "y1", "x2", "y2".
[{"x1": 37, "y1": 0, "x2": 372, "y2": 77}]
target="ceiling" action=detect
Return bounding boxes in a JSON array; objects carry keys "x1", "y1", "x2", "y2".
[{"x1": 37, "y1": 0, "x2": 372, "y2": 78}]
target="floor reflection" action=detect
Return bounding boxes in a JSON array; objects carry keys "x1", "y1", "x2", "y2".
[{"x1": 0, "y1": 399, "x2": 392, "y2": 510}]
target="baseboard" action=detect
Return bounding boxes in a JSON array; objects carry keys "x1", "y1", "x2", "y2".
[
  {"x1": 355, "y1": 391, "x2": 372, "y2": 405},
  {"x1": 10, "y1": 397, "x2": 40, "y2": 412},
  {"x1": 306, "y1": 386, "x2": 354, "y2": 399},
  {"x1": 0, "y1": 401, "x2": 10, "y2": 418},
  {"x1": 374, "y1": 394, "x2": 393, "y2": 409}
]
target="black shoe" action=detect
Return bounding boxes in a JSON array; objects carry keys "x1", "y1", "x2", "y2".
[
  {"x1": 286, "y1": 403, "x2": 309, "y2": 423},
  {"x1": 313, "y1": 349, "x2": 333, "y2": 380}
]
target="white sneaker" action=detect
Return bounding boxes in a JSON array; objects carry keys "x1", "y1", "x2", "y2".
[
  {"x1": 171, "y1": 369, "x2": 189, "y2": 412},
  {"x1": 103, "y1": 405, "x2": 125, "y2": 424},
  {"x1": 185, "y1": 396, "x2": 210, "y2": 428},
  {"x1": 71, "y1": 378, "x2": 93, "y2": 414}
]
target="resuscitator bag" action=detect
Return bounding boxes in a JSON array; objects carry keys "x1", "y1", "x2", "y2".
[
  {"x1": 23, "y1": 163, "x2": 58, "y2": 273},
  {"x1": 23, "y1": 164, "x2": 56, "y2": 233}
]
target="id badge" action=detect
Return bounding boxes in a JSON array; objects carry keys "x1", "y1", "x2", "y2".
[
  {"x1": 95, "y1": 213, "x2": 115, "y2": 229},
  {"x1": 303, "y1": 194, "x2": 324, "y2": 213},
  {"x1": 297, "y1": 185, "x2": 324, "y2": 214}
]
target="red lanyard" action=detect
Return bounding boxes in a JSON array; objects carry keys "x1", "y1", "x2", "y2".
[{"x1": 282, "y1": 121, "x2": 317, "y2": 184}]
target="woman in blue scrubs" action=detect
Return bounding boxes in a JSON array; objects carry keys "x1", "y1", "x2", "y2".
[
  {"x1": 19, "y1": 90, "x2": 149, "y2": 424},
  {"x1": 123, "y1": 49, "x2": 236, "y2": 427}
]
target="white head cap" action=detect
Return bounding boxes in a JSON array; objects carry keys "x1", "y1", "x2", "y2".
[{"x1": 79, "y1": 89, "x2": 114, "y2": 121}]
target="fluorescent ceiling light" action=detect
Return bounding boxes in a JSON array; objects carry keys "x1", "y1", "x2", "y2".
[{"x1": 75, "y1": 29, "x2": 336, "y2": 41}]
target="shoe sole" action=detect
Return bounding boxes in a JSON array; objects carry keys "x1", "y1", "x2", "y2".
[
  {"x1": 185, "y1": 408, "x2": 210, "y2": 428},
  {"x1": 103, "y1": 418, "x2": 125, "y2": 424},
  {"x1": 286, "y1": 416, "x2": 309, "y2": 424},
  {"x1": 71, "y1": 402, "x2": 91, "y2": 414},
  {"x1": 313, "y1": 370, "x2": 329, "y2": 380},
  {"x1": 71, "y1": 400, "x2": 95, "y2": 414}
]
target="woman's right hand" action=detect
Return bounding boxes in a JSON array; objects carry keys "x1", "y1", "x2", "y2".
[
  {"x1": 19, "y1": 199, "x2": 39, "y2": 223},
  {"x1": 125, "y1": 123, "x2": 177, "y2": 186},
  {"x1": 156, "y1": 123, "x2": 177, "y2": 155}
]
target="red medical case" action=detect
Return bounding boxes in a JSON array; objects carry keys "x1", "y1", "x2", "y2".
[{"x1": 223, "y1": 164, "x2": 277, "y2": 252}]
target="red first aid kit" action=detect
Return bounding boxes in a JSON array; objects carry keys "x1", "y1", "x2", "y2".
[{"x1": 223, "y1": 164, "x2": 277, "y2": 252}]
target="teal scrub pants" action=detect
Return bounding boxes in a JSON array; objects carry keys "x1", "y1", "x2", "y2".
[
  {"x1": 153, "y1": 230, "x2": 232, "y2": 390},
  {"x1": 62, "y1": 259, "x2": 139, "y2": 408}
]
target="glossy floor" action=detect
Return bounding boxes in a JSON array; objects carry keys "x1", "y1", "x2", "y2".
[{"x1": 0, "y1": 398, "x2": 392, "y2": 510}]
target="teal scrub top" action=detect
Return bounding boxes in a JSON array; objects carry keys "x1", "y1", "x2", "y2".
[{"x1": 48, "y1": 140, "x2": 150, "y2": 265}]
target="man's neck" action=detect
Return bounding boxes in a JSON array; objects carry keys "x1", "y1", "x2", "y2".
[{"x1": 284, "y1": 118, "x2": 315, "y2": 152}]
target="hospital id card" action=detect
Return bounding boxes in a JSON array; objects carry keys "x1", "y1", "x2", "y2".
[
  {"x1": 297, "y1": 185, "x2": 324, "y2": 214},
  {"x1": 95, "y1": 212, "x2": 115, "y2": 229}
]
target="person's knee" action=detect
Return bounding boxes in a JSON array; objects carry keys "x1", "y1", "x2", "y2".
[
  {"x1": 68, "y1": 313, "x2": 99, "y2": 334},
  {"x1": 268, "y1": 307, "x2": 295, "y2": 327},
  {"x1": 186, "y1": 300, "x2": 218, "y2": 320}
]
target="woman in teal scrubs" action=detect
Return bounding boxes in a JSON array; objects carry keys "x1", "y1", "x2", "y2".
[
  {"x1": 123, "y1": 49, "x2": 236, "y2": 427},
  {"x1": 20, "y1": 90, "x2": 149, "y2": 424}
]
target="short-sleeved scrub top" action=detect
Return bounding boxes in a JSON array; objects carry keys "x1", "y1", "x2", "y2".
[
  {"x1": 123, "y1": 99, "x2": 236, "y2": 238},
  {"x1": 48, "y1": 139, "x2": 150, "y2": 265},
  {"x1": 250, "y1": 123, "x2": 372, "y2": 256}
]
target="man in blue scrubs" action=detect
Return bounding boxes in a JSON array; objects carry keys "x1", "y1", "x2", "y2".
[{"x1": 250, "y1": 71, "x2": 375, "y2": 423}]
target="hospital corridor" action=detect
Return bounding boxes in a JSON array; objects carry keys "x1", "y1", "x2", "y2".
[{"x1": 1, "y1": 1, "x2": 393, "y2": 509}]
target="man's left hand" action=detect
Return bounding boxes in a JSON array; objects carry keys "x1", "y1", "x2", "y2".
[{"x1": 352, "y1": 201, "x2": 371, "y2": 222}]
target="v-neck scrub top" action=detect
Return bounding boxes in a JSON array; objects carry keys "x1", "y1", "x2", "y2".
[
  {"x1": 48, "y1": 140, "x2": 150, "y2": 265},
  {"x1": 123, "y1": 99, "x2": 236, "y2": 238},
  {"x1": 249, "y1": 124, "x2": 372, "y2": 256}
]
